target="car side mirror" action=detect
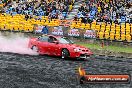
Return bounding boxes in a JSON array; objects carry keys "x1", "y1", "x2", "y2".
[{"x1": 53, "y1": 41, "x2": 59, "y2": 44}]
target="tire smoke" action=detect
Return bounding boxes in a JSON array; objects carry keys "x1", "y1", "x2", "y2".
[{"x1": 0, "y1": 32, "x2": 38, "y2": 55}]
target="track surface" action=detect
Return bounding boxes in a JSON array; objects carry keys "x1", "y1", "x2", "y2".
[
  {"x1": 0, "y1": 53, "x2": 132, "y2": 88},
  {"x1": 0, "y1": 32, "x2": 132, "y2": 88}
]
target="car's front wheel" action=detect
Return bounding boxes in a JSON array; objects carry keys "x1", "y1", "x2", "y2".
[{"x1": 61, "y1": 49, "x2": 70, "y2": 59}]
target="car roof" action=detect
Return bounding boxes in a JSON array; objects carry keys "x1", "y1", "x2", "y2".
[{"x1": 41, "y1": 34, "x2": 63, "y2": 38}]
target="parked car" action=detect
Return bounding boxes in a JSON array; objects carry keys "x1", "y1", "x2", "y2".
[{"x1": 28, "y1": 35, "x2": 93, "y2": 60}]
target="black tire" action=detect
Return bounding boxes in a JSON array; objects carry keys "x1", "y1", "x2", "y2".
[
  {"x1": 61, "y1": 49, "x2": 70, "y2": 59},
  {"x1": 31, "y1": 45, "x2": 38, "y2": 52}
]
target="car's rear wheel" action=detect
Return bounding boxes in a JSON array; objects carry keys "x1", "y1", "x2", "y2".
[
  {"x1": 61, "y1": 49, "x2": 70, "y2": 59},
  {"x1": 31, "y1": 45, "x2": 38, "y2": 52}
]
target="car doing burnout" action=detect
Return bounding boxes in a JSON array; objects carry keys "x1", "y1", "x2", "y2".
[{"x1": 28, "y1": 35, "x2": 93, "y2": 60}]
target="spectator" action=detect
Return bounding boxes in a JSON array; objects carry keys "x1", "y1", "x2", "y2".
[
  {"x1": 25, "y1": 14, "x2": 29, "y2": 21},
  {"x1": 76, "y1": 0, "x2": 131, "y2": 23},
  {"x1": 42, "y1": 26, "x2": 49, "y2": 34},
  {"x1": 58, "y1": 13, "x2": 64, "y2": 20},
  {"x1": 73, "y1": 15, "x2": 78, "y2": 21},
  {"x1": 3, "y1": 0, "x2": 73, "y2": 21}
]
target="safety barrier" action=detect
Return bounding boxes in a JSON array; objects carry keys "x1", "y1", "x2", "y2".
[{"x1": 0, "y1": 14, "x2": 132, "y2": 42}]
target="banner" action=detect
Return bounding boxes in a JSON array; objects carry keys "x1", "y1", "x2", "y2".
[
  {"x1": 68, "y1": 28, "x2": 80, "y2": 37},
  {"x1": 34, "y1": 26, "x2": 96, "y2": 39},
  {"x1": 35, "y1": 25, "x2": 43, "y2": 33},
  {"x1": 52, "y1": 26, "x2": 63, "y2": 35},
  {"x1": 35, "y1": 25, "x2": 49, "y2": 34},
  {"x1": 84, "y1": 30, "x2": 96, "y2": 38}
]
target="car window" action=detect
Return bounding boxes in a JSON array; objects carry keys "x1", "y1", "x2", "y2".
[
  {"x1": 57, "y1": 37, "x2": 74, "y2": 44},
  {"x1": 38, "y1": 36, "x2": 48, "y2": 42},
  {"x1": 48, "y1": 36, "x2": 57, "y2": 43}
]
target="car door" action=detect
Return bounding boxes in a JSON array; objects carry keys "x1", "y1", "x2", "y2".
[
  {"x1": 37, "y1": 36, "x2": 49, "y2": 54},
  {"x1": 47, "y1": 36, "x2": 60, "y2": 56}
]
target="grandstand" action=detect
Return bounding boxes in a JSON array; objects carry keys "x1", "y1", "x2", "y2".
[{"x1": 0, "y1": 0, "x2": 131, "y2": 42}]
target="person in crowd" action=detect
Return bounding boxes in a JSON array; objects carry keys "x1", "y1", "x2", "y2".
[
  {"x1": 3, "y1": 0, "x2": 73, "y2": 21},
  {"x1": 25, "y1": 14, "x2": 29, "y2": 21},
  {"x1": 42, "y1": 26, "x2": 49, "y2": 34},
  {"x1": 2, "y1": 0, "x2": 131, "y2": 24},
  {"x1": 76, "y1": 0, "x2": 131, "y2": 23}
]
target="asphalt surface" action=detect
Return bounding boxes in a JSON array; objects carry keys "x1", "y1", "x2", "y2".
[
  {"x1": 0, "y1": 53, "x2": 131, "y2": 88},
  {"x1": 0, "y1": 32, "x2": 132, "y2": 88}
]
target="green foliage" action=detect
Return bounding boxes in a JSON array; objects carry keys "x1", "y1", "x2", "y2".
[{"x1": 76, "y1": 42, "x2": 132, "y2": 53}]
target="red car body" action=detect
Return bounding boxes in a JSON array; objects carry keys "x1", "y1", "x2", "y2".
[{"x1": 28, "y1": 35, "x2": 93, "y2": 60}]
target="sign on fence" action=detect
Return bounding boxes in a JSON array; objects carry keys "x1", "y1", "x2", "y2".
[
  {"x1": 35, "y1": 25, "x2": 49, "y2": 34},
  {"x1": 35, "y1": 25, "x2": 43, "y2": 33},
  {"x1": 68, "y1": 28, "x2": 80, "y2": 37},
  {"x1": 84, "y1": 30, "x2": 96, "y2": 38},
  {"x1": 52, "y1": 26, "x2": 63, "y2": 35},
  {"x1": 35, "y1": 25, "x2": 96, "y2": 39}
]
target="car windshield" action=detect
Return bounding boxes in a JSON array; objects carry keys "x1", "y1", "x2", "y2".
[{"x1": 57, "y1": 37, "x2": 74, "y2": 44}]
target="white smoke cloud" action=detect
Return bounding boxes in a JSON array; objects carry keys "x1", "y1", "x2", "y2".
[{"x1": 0, "y1": 32, "x2": 38, "y2": 55}]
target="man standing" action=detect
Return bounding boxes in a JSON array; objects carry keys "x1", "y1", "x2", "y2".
[{"x1": 41, "y1": 26, "x2": 49, "y2": 34}]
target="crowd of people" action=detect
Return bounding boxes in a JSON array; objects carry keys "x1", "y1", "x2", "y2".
[
  {"x1": 3, "y1": 0, "x2": 74, "y2": 20},
  {"x1": 1, "y1": 0, "x2": 132, "y2": 24},
  {"x1": 75, "y1": 0, "x2": 132, "y2": 24}
]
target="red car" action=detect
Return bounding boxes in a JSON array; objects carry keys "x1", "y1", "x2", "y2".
[{"x1": 28, "y1": 35, "x2": 93, "y2": 60}]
